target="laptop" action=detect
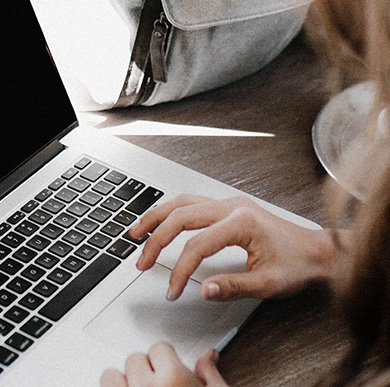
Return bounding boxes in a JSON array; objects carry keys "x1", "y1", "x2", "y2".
[{"x1": 0, "y1": 1, "x2": 321, "y2": 386}]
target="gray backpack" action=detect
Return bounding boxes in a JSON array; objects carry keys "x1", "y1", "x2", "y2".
[{"x1": 113, "y1": 0, "x2": 313, "y2": 107}]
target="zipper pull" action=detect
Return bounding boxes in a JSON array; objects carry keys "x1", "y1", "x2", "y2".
[{"x1": 150, "y1": 13, "x2": 169, "y2": 83}]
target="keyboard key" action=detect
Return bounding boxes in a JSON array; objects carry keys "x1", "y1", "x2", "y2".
[
  {"x1": 41, "y1": 223, "x2": 65, "y2": 239},
  {"x1": 101, "y1": 197, "x2": 124, "y2": 212},
  {"x1": 114, "y1": 179, "x2": 145, "y2": 201},
  {"x1": 62, "y1": 230, "x2": 86, "y2": 246},
  {"x1": 88, "y1": 233, "x2": 112, "y2": 249},
  {"x1": 61, "y1": 257, "x2": 85, "y2": 273},
  {"x1": 0, "y1": 346, "x2": 18, "y2": 366},
  {"x1": 88, "y1": 207, "x2": 111, "y2": 223},
  {"x1": 7, "y1": 211, "x2": 25, "y2": 225},
  {"x1": 0, "y1": 223, "x2": 11, "y2": 237},
  {"x1": 6, "y1": 277, "x2": 32, "y2": 294},
  {"x1": 0, "y1": 244, "x2": 11, "y2": 260},
  {"x1": 0, "y1": 318, "x2": 15, "y2": 336},
  {"x1": 21, "y1": 265, "x2": 45, "y2": 282},
  {"x1": 27, "y1": 235, "x2": 51, "y2": 252},
  {"x1": 4, "y1": 306, "x2": 30, "y2": 324},
  {"x1": 67, "y1": 201, "x2": 90, "y2": 217},
  {"x1": 54, "y1": 213, "x2": 77, "y2": 228},
  {"x1": 15, "y1": 220, "x2": 39, "y2": 237},
  {"x1": 113, "y1": 210, "x2": 137, "y2": 226},
  {"x1": 55, "y1": 188, "x2": 78, "y2": 203},
  {"x1": 0, "y1": 273, "x2": 9, "y2": 287},
  {"x1": 33, "y1": 280, "x2": 58, "y2": 297},
  {"x1": 42, "y1": 198, "x2": 66, "y2": 214},
  {"x1": 123, "y1": 232, "x2": 149, "y2": 245},
  {"x1": 61, "y1": 167, "x2": 78, "y2": 180},
  {"x1": 47, "y1": 268, "x2": 72, "y2": 285},
  {"x1": 1, "y1": 232, "x2": 26, "y2": 248},
  {"x1": 0, "y1": 289, "x2": 17, "y2": 307},
  {"x1": 35, "y1": 253, "x2": 59, "y2": 269},
  {"x1": 49, "y1": 241, "x2": 73, "y2": 258},
  {"x1": 93, "y1": 180, "x2": 115, "y2": 195},
  {"x1": 21, "y1": 200, "x2": 39, "y2": 213},
  {"x1": 19, "y1": 293, "x2": 44, "y2": 310},
  {"x1": 80, "y1": 163, "x2": 108, "y2": 182},
  {"x1": 48, "y1": 178, "x2": 66, "y2": 191},
  {"x1": 80, "y1": 191, "x2": 102, "y2": 206},
  {"x1": 0, "y1": 259, "x2": 23, "y2": 276},
  {"x1": 35, "y1": 189, "x2": 52, "y2": 202},
  {"x1": 39, "y1": 254, "x2": 120, "y2": 322},
  {"x1": 126, "y1": 187, "x2": 164, "y2": 215},
  {"x1": 74, "y1": 245, "x2": 98, "y2": 261},
  {"x1": 6, "y1": 333, "x2": 33, "y2": 352},
  {"x1": 76, "y1": 219, "x2": 99, "y2": 234},
  {"x1": 105, "y1": 170, "x2": 127, "y2": 185},
  {"x1": 13, "y1": 246, "x2": 38, "y2": 263},
  {"x1": 74, "y1": 157, "x2": 91, "y2": 170},
  {"x1": 28, "y1": 209, "x2": 53, "y2": 225},
  {"x1": 21, "y1": 316, "x2": 52, "y2": 338},
  {"x1": 68, "y1": 178, "x2": 91, "y2": 193},
  {"x1": 107, "y1": 239, "x2": 137, "y2": 259},
  {"x1": 101, "y1": 221, "x2": 124, "y2": 237}
]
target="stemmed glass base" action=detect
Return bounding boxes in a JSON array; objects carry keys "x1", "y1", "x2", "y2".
[{"x1": 312, "y1": 82, "x2": 375, "y2": 196}]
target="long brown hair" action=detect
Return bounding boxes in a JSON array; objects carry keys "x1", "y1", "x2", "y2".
[{"x1": 305, "y1": 1, "x2": 390, "y2": 385}]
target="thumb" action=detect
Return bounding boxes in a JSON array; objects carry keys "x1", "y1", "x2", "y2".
[
  {"x1": 200, "y1": 272, "x2": 267, "y2": 301},
  {"x1": 194, "y1": 349, "x2": 228, "y2": 386}
]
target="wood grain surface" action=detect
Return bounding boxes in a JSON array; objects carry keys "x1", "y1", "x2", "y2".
[{"x1": 97, "y1": 34, "x2": 352, "y2": 386}]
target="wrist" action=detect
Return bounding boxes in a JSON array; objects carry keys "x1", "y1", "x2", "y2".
[
  {"x1": 313, "y1": 228, "x2": 349, "y2": 282},
  {"x1": 304, "y1": 228, "x2": 338, "y2": 283}
]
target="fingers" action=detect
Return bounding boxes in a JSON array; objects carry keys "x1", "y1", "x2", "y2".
[
  {"x1": 195, "y1": 349, "x2": 228, "y2": 386},
  {"x1": 146, "y1": 342, "x2": 184, "y2": 372},
  {"x1": 125, "y1": 352, "x2": 154, "y2": 378},
  {"x1": 128, "y1": 194, "x2": 270, "y2": 302},
  {"x1": 129, "y1": 194, "x2": 214, "y2": 240},
  {"x1": 124, "y1": 343, "x2": 197, "y2": 387},
  {"x1": 200, "y1": 271, "x2": 272, "y2": 301},
  {"x1": 166, "y1": 217, "x2": 246, "y2": 301},
  {"x1": 131, "y1": 195, "x2": 257, "y2": 273},
  {"x1": 135, "y1": 199, "x2": 222, "y2": 271},
  {"x1": 100, "y1": 369, "x2": 128, "y2": 387}
]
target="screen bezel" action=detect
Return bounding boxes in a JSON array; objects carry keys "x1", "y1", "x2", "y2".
[{"x1": 0, "y1": 0, "x2": 78, "y2": 190}]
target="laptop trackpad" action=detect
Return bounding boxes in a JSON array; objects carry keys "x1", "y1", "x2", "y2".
[{"x1": 84, "y1": 264, "x2": 236, "y2": 364}]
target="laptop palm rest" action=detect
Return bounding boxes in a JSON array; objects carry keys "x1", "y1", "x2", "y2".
[{"x1": 83, "y1": 263, "x2": 243, "y2": 367}]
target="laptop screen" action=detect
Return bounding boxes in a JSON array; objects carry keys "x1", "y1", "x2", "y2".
[{"x1": 0, "y1": 0, "x2": 77, "y2": 183}]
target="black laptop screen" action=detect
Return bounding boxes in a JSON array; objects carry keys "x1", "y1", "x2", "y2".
[{"x1": 0, "y1": 0, "x2": 77, "y2": 183}]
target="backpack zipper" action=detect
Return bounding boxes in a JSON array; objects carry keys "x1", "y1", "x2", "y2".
[
  {"x1": 117, "y1": 0, "x2": 170, "y2": 106},
  {"x1": 135, "y1": 12, "x2": 170, "y2": 105},
  {"x1": 150, "y1": 13, "x2": 169, "y2": 83}
]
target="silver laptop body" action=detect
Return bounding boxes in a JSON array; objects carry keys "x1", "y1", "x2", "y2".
[{"x1": 0, "y1": 2, "x2": 320, "y2": 386}]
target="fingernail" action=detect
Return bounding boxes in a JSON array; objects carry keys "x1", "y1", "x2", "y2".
[
  {"x1": 205, "y1": 283, "x2": 220, "y2": 299},
  {"x1": 166, "y1": 286, "x2": 178, "y2": 302}
]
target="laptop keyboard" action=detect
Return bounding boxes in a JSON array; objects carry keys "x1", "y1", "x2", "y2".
[{"x1": 0, "y1": 157, "x2": 164, "y2": 374}]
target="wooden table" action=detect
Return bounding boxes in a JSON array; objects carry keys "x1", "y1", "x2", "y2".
[{"x1": 99, "y1": 34, "x2": 351, "y2": 386}]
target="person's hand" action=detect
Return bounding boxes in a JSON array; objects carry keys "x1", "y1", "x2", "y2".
[
  {"x1": 129, "y1": 194, "x2": 337, "y2": 302},
  {"x1": 100, "y1": 343, "x2": 228, "y2": 387}
]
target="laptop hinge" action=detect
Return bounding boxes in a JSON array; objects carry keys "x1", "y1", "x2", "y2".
[{"x1": 0, "y1": 139, "x2": 65, "y2": 200}]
